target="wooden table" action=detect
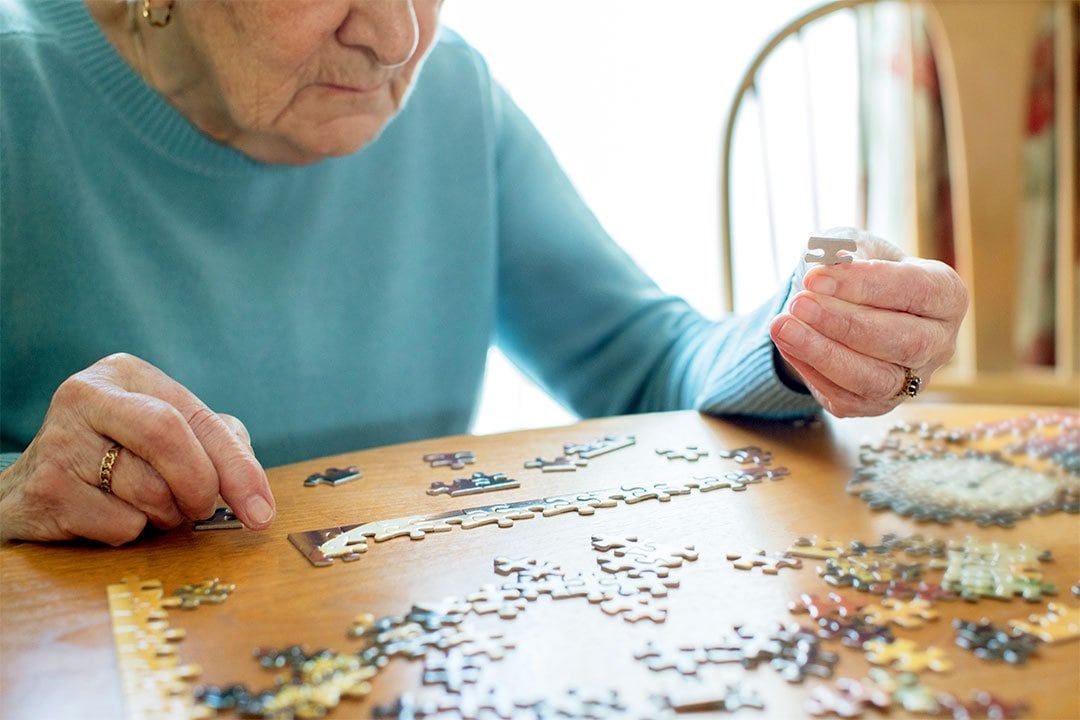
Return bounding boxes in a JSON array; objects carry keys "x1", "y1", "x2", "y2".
[{"x1": 2, "y1": 405, "x2": 1078, "y2": 719}]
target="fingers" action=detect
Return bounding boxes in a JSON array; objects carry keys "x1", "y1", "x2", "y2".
[
  {"x1": 78, "y1": 386, "x2": 219, "y2": 520},
  {"x1": 787, "y1": 292, "x2": 954, "y2": 370},
  {"x1": 208, "y1": 412, "x2": 274, "y2": 529},
  {"x1": 99, "y1": 444, "x2": 185, "y2": 530},
  {"x1": 804, "y1": 257, "x2": 967, "y2": 321},
  {"x1": 771, "y1": 314, "x2": 910, "y2": 403},
  {"x1": 774, "y1": 251, "x2": 969, "y2": 417},
  {"x1": 0, "y1": 451, "x2": 149, "y2": 546},
  {"x1": 58, "y1": 482, "x2": 151, "y2": 546},
  {"x1": 777, "y1": 348, "x2": 899, "y2": 418},
  {"x1": 68, "y1": 354, "x2": 274, "y2": 530}
]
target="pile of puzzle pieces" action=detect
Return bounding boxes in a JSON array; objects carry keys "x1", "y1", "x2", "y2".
[{"x1": 848, "y1": 413, "x2": 1079, "y2": 527}]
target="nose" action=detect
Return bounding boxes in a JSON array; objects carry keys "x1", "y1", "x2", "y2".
[{"x1": 338, "y1": 0, "x2": 420, "y2": 69}]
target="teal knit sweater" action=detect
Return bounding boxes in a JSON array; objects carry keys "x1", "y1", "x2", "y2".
[{"x1": 0, "y1": 0, "x2": 817, "y2": 468}]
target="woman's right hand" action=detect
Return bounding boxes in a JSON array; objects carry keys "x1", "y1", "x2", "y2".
[{"x1": 0, "y1": 353, "x2": 275, "y2": 545}]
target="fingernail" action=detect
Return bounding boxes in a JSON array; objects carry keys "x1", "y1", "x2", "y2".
[
  {"x1": 807, "y1": 274, "x2": 837, "y2": 296},
  {"x1": 775, "y1": 317, "x2": 808, "y2": 345},
  {"x1": 244, "y1": 495, "x2": 274, "y2": 527},
  {"x1": 790, "y1": 296, "x2": 822, "y2": 324}
]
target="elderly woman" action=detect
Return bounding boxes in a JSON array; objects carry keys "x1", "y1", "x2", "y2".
[{"x1": 0, "y1": 0, "x2": 967, "y2": 545}]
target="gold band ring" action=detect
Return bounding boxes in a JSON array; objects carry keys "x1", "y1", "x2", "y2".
[
  {"x1": 99, "y1": 444, "x2": 121, "y2": 494},
  {"x1": 896, "y1": 367, "x2": 922, "y2": 399}
]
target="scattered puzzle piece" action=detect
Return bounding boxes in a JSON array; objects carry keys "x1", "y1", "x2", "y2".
[
  {"x1": 859, "y1": 598, "x2": 938, "y2": 629},
  {"x1": 953, "y1": 618, "x2": 1041, "y2": 664},
  {"x1": 936, "y1": 690, "x2": 1030, "y2": 720},
  {"x1": 563, "y1": 435, "x2": 636, "y2": 459},
  {"x1": 427, "y1": 472, "x2": 520, "y2": 498},
  {"x1": 420, "y1": 649, "x2": 482, "y2": 693},
  {"x1": 788, "y1": 592, "x2": 865, "y2": 620},
  {"x1": 422, "y1": 452, "x2": 476, "y2": 470},
  {"x1": 193, "y1": 506, "x2": 242, "y2": 530},
  {"x1": 657, "y1": 684, "x2": 765, "y2": 714},
  {"x1": 805, "y1": 675, "x2": 891, "y2": 717},
  {"x1": 303, "y1": 465, "x2": 362, "y2": 487},
  {"x1": 717, "y1": 445, "x2": 773, "y2": 464},
  {"x1": 864, "y1": 638, "x2": 953, "y2": 673},
  {"x1": 788, "y1": 536, "x2": 845, "y2": 560},
  {"x1": 727, "y1": 549, "x2": 803, "y2": 574},
  {"x1": 1008, "y1": 602, "x2": 1080, "y2": 643},
  {"x1": 655, "y1": 446, "x2": 709, "y2": 462},
  {"x1": 163, "y1": 578, "x2": 235, "y2": 610},
  {"x1": 523, "y1": 455, "x2": 588, "y2": 472}
]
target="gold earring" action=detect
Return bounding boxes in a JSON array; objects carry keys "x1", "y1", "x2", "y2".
[{"x1": 142, "y1": 0, "x2": 173, "y2": 27}]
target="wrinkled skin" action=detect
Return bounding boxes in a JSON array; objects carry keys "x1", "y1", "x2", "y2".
[{"x1": 770, "y1": 228, "x2": 968, "y2": 418}]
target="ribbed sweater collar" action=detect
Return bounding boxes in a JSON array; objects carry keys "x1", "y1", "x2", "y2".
[{"x1": 39, "y1": 1, "x2": 276, "y2": 176}]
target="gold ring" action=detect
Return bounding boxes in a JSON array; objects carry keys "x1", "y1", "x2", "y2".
[
  {"x1": 99, "y1": 444, "x2": 121, "y2": 494},
  {"x1": 896, "y1": 367, "x2": 922, "y2": 398}
]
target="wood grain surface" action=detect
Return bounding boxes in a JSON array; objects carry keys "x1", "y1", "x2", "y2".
[{"x1": 1, "y1": 405, "x2": 1078, "y2": 719}]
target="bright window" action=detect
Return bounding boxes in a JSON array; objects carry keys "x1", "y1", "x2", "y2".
[{"x1": 440, "y1": 1, "x2": 836, "y2": 434}]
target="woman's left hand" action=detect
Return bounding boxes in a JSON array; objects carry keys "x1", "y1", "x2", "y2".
[{"x1": 769, "y1": 234, "x2": 968, "y2": 417}]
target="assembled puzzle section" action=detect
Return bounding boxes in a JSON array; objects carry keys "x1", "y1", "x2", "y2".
[
  {"x1": 849, "y1": 412, "x2": 1079, "y2": 527},
  {"x1": 107, "y1": 577, "x2": 207, "y2": 720}
]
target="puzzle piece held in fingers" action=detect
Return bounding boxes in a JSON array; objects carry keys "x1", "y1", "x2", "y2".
[{"x1": 805, "y1": 236, "x2": 857, "y2": 265}]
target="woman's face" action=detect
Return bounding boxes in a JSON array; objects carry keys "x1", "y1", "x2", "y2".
[{"x1": 172, "y1": 0, "x2": 442, "y2": 164}]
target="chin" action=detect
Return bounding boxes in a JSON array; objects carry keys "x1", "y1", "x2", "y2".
[{"x1": 301, "y1": 117, "x2": 393, "y2": 161}]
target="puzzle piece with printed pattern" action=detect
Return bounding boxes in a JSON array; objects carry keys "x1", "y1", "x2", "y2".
[
  {"x1": 523, "y1": 455, "x2": 588, "y2": 472},
  {"x1": 864, "y1": 638, "x2": 953, "y2": 673},
  {"x1": 859, "y1": 598, "x2": 938, "y2": 629},
  {"x1": 788, "y1": 536, "x2": 845, "y2": 560},
  {"x1": 717, "y1": 445, "x2": 773, "y2": 464},
  {"x1": 427, "y1": 471, "x2": 520, "y2": 498},
  {"x1": 608, "y1": 482, "x2": 694, "y2": 504},
  {"x1": 788, "y1": 591, "x2": 866, "y2": 619},
  {"x1": 563, "y1": 435, "x2": 636, "y2": 458},
  {"x1": 656, "y1": 685, "x2": 766, "y2": 714},
  {"x1": 814, "y1": 614, "x2": 895, "y2": 648},
  {"x1": 727, "y1": 549, "x2": 803, "y2": 574},
  {"x1": 805, "y1": 676, "x2": 892, "y2": 717},
  {"x1": 725, "y1": 464, "x2": 791, "y2": 485},
  {"x1": 450, "y1": 504, "x2": 537, "y2": 530},
  {"x1": 163, "y1": 578, "x2": 236, "y2": 609},
  {"x1": 303, "y1": 465, "x2": 362, "y2": 487},
  {"x1": 193, "y1": 506, "x2": 243, "y2": 530},
  {"x1": 540, "y1": 493, "x2": 620, "y2": 516},
  {"x1": 493, "y1": 556, "x2": 561, "y2": 580},
  {"x1": 953, "y1": 618, "x2": 1041, "y2": 664},
  {"x1": 592, "y1": 534, "x2": 698, "y2": 566},
  {"x1": 423, "y1": 452, "x2": 476, "y2": 470},
  {"x1": 1008, "y1": 602, "x2": 1080, "y2": 643},
  {"x1": 936, "y1": 691, "x2": 1030, "y2": 720}
]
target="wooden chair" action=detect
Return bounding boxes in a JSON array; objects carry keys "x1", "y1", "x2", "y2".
[{"x1": 718, "y1": 0, "x2": 1079, "y2": 406}]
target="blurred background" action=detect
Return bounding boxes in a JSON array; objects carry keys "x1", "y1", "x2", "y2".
[{"x1": 440, "y1": 1, "x2": 1080, "y2": 433}]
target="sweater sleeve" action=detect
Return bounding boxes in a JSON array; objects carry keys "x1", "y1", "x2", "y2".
[{"x1": 490, "y1": 85, "x2": 820, "y2": 420}]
